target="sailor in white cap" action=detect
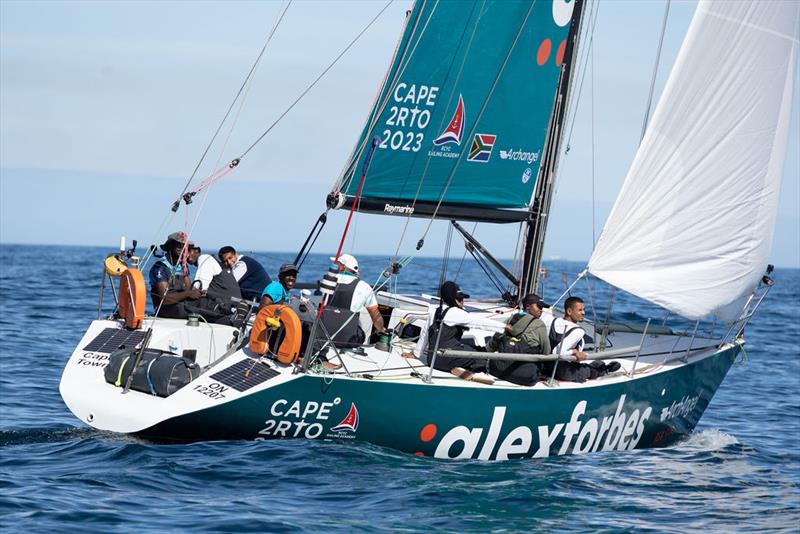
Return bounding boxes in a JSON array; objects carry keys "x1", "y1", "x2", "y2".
[{"x1": 326, "y1": 253, "x2": 385, "y2": 343}]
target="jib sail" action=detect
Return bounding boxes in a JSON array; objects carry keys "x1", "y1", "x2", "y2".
[{"x1": 587, "y1": 0, "x2": 799, "y2": 320}]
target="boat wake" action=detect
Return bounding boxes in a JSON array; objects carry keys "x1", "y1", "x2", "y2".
[
  {"x1": 679, "y1": 428, "x2": 740, "y2": 452},
  {"x1": 0, "y1": 426, "x2": 102, "y2": 447}
]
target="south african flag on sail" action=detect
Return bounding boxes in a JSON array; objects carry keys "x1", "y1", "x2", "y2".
[{"x1": 468, "y1": 134, "x2": 497, "y2": 162}]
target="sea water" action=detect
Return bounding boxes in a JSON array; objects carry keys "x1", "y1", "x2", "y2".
[{"x1": 0, "y1": 244, "x2": 798, "y2": 532}]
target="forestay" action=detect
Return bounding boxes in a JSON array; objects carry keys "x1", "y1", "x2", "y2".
[
  {"x1": 333, "y1": 0, "x2": 578, "y2": 215},
  {"x1": 588, "y1": 0, "x2": 799, "y2": 320}
]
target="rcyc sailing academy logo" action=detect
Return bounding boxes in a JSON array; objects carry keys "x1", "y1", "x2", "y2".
[
  {"x1": 330, "y1": 402, "x2": 360, "y2": 433},
  {"x1": 467, "y1": 133, "x2": 497, "y2": 163},
  {"x1": 432, "y1": 94, "x2": 465, "y2": 146},
  {"x1": 428, "y1": 94, "x2": 465, "y2": 160}
]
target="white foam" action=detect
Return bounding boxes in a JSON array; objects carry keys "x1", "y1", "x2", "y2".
[{"x1": 681, "y1": 429, "x2": 739, "y2": 451}]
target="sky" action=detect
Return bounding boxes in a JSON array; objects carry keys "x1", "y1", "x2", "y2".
[{"x1": 1, "y1": 0, "x2": 798, "y2": 267}]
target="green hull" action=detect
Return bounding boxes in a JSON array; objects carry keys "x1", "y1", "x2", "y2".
[{"x1": 144, "y1": 345, "x2": 738, "y2": 460}]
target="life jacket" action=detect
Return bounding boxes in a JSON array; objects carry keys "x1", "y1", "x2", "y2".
[
  {"x1": 237, "y1": 256, "x2": 271, "y2": 300},
  {"x1": 425, "y1": 306, "x2": 468, "y2": 357},
  {"x1": 320, "y1": 276, "x2": 364, "y2": 347},
  {"x1": 183, "y1": 269, "x2": 242, "y2": 323},
  {"x1": 150, "y1": 257, "x2": 188, "y2": 306},
  {"x1": 549, "y1": 318, "x2": 582, "y2": 352},
  {"x1": 206, "y1": 269, "x2": 241, "y2": 302}
]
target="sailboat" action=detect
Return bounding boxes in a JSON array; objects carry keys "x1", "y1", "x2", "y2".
[{"x1": 59, "y1": 0, "x2": 798, "y2": 460}]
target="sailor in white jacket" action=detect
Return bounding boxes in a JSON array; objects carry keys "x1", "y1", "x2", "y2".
[
  {"x1": 551, "y1": 296, "x2": 588, "y2": 360},
  {"x1": 413, "y1": 281, "x2": 503, "y2": 369},
  {"x1": 545, "y1": 296, "x2": 620, "y2": 382}
]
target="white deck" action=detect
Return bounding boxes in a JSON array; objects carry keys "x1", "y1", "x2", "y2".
[{"x1": 60, "y1": 295, "x2": 730, "y2": 434}]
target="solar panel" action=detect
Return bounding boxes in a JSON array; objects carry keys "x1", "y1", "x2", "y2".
[
  {"x1": 210, "y1": 359, "x2": 280, "y2": 392},
  {"x1": 83, "y1": 327, "x2": 147, "y2": 353}
]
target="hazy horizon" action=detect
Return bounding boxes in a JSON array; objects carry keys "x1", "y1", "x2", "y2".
[{"x1": 2, "y1": 1, "x2": 798, "y2": 268}]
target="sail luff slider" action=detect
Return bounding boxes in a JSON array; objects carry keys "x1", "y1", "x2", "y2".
[{"x1": 587, "y1": 0, "x2": 799, "y2": 320}]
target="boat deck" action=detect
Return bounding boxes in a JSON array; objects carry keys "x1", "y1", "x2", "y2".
[{"x1": 297, "y1": 328, "x2": 722, "y2": 390}]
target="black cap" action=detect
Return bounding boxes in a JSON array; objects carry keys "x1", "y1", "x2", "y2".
[
  {"x1": 439, "y1": 281, "x2": 469, "y2": 304},
  {"x1": 456, "y1": 285, "x2": 470, "y2": 300},
  {"x1": 279, "y1": 263, "x2": 299, "y2": 275},
  {"x1": 522, "y1": 293, "x2": 550, "y2": 308}
]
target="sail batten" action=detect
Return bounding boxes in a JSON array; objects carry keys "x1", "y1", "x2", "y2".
[
  {"x1": 333, "y1": 0, "x2": 579, "y2": 218},
  {"x1": 588, "y1": 0, "x2": 799, "y2": 320}
]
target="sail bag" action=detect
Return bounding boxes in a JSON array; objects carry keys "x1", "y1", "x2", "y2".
[{"x1": 104, "y1": 347, "x2": 199, "y2": 397}]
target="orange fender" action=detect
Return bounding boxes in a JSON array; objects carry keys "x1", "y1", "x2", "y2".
[
  {"x1": 118, "y1": 268, "x2": 146, "y2": 330},
  {"x1": 249, "y1": 304, "x2": 302, "y2": 364}
]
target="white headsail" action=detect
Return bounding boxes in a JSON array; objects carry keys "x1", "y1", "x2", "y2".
[{"x1": 587, "y1": 0, "x2": 799, "y2": 320}]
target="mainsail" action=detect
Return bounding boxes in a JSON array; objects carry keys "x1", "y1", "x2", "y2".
[
  {"x1": 588, "y1": 0, "x2": 799, "y2": 320},
  {"x1": 331, "y1": 0, "x2": 581, "y2": 223}
]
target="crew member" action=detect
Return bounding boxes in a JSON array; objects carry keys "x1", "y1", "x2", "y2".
[
  {"x1": 487, "y1": 293, "x2": 552, "y2": 385},
  {"x1": 414, "y1": 281, "x2": 503, "y2": 377},
  {"x1": 218, "y1": 246, "x2": 271, "y2": 301},
  {"x1": 322, "y1": 254, "x2": 385, "y2": 346},
  {"x1": 188, "y1": 245, "x2": 221, "y2": 291},
  {"x1": 260, "y1": 263, "x2": 298, "y2": 308},
  {"x1": 546, "y1": 296, "x2": 620, "y2": 382},
  {"x1": 149, "y1": 232, "x2": 202, "y2": 319},
  {"x1": 187, "y1": 245, "x2": 241, "y2": 305}
]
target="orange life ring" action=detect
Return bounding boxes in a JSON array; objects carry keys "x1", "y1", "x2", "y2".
[
  {"x1": 249, "y1": 304, "x2": 302, "y2": 364},
  {"x1": 118, "y1": 268, "x2": 146, "y2": 330}
]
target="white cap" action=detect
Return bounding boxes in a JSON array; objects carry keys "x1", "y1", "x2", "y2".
[{"x1": 331, "y1": 253, "x2": 359, "y2": 272}]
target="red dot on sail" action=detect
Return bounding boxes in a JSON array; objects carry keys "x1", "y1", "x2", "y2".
[
  {"x1": 414, "y1": 452, "x2": 425, "y2": 456},
  {"x1": 420, "y1": 423, "x2": 437, "y2": 442},
  {"x1": 537, "y1": 39, "x2": 552, "y2": 66},
  {"x1": 556, "y1": 39, "x2": 567, "y2": 66}
]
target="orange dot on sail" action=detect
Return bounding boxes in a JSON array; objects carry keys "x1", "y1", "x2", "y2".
[
  {"x1": 556, "y1": 39, "x2": 567, "y2": 66},
  {"x1": 537, "y1": 39, "x2": 552, "y2": 66},
  {"x1": 420, "y1": 423, "x2": 437, "y2": 442}
]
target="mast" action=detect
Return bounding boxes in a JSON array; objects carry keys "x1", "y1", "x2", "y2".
[{"x1": 519, "y1": 0, "x2": 586, "y2": 298}]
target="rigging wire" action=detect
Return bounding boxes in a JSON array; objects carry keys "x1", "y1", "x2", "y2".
[
  {"x1": 174, "y1": 1, "x2": 292, "y2": 205},
  {"x1": 238, "y1": 0, "x2": 394, "y2": 161},
  {"x1": 510, "y1": 221, "x2": 524, "y2": 285},
  {"x1": 179, "y1": 0, "x2": 394, "y2": 210},
  {"x1": 418, "y1": 0, "x2": 538, "y2": 247},
  {"x1": 465, "y1": 244, "x2": 506, "y2": 295},
  {"x1": 520, "y1": 0, "x2": 591, "y2": 298},
  {"x1": 453, "y1": 222, "x2": 478, "y2": 280},
  {"x1": 390, "y1": 0, "x2": 481, "y2": 256},
  {"x1": 516, "y1": 222, "x2": 527, "y2": 299},
  {"x1": 151, "y1": 1, "x2": 394, "y2": 282},
  {"x1": 326, "y1": 0, "x2": 474, "y2": 281},
  {"x1": 591, "y1": 30, "x2": 596, "y2": 248},
  {"x1": 640, "y1": 0, "x2": 671, "y2": 143},
  {"x1": 140, "y1": 2, "x2": 291, "y2": 272},
  {"x1": 331, "y1": 2, "x2": 425, "y2": 195},
  {"x1": 440, "y1": 223, "x2": 453, "y2": 286},
  {"x1": 563, "y1": 0, "x2": 601, "y2": 154},
  {"x1": 183, "y1": 24, "x2": 276, "y2": 264}
]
